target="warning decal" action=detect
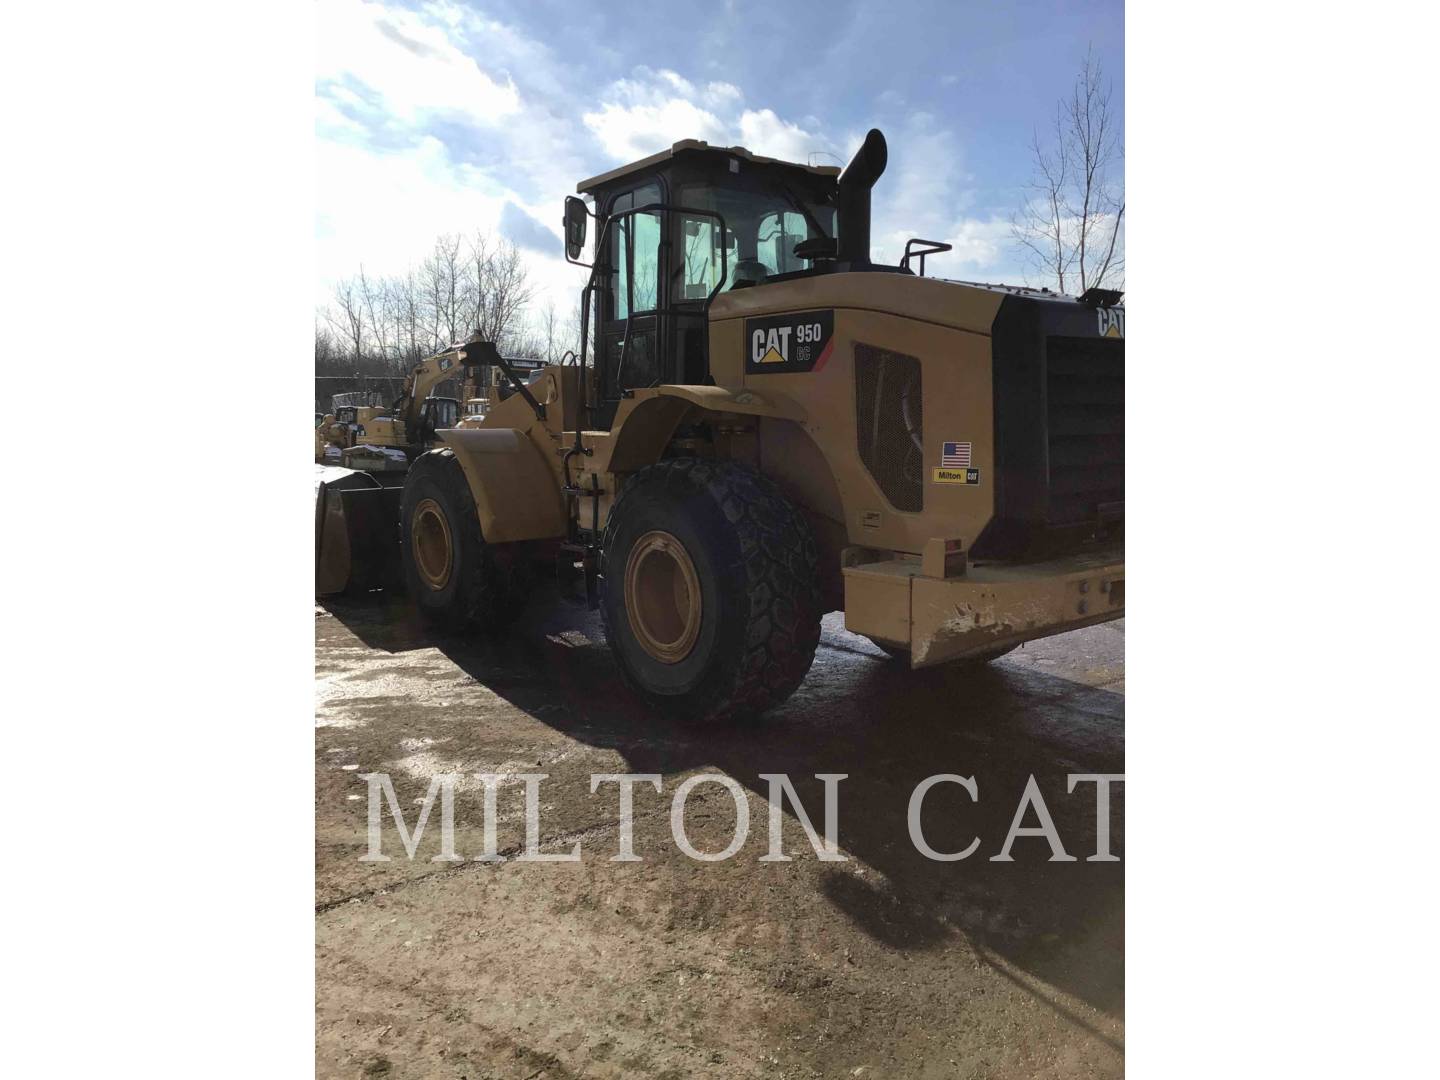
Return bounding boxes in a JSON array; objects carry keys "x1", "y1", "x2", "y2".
[{"x1": 744, "y1": 310, "x2": 835, "y2": 374}]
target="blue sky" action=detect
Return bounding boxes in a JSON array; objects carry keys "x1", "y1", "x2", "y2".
[{"x1": 316, "y1": 0, "x2": 1123, "y2": 315}]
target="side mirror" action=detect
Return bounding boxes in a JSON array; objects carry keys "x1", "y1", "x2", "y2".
[{"x1": 563, "y1": 196, "x2": 588, "y2": 261}]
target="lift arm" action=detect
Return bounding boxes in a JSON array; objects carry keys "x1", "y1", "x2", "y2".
[
  {"x1": 392, "y1": 345, "x2": 470, "y2": 439},
  {"x1": 393, "y1": 338, "x2": 549, "y2": 439}
]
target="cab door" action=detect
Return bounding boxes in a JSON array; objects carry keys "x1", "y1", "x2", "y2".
[{"x1": 598, "y1": 182, "x2": 663, "y2": 426}]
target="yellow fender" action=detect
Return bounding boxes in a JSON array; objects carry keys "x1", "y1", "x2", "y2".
[
  {"x1": 436, "y1": 427, "x2": 566, "y2": 542},
  {"x1": 651, "y1": 383, "x2": 807, "y2": 420},
  {"x1": 603, "y1": 384, "x2": 809, "y2": 473}
]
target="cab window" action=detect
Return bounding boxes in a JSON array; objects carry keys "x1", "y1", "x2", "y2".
[
  {"x1": 610, "y1": 182, "x2": 661, "y2": 319},
  {"x1": 679, "y1": 216, "x2": 737, "y2": 300},
  {"x1": 678, "y1": 183, "x2": 833, "y2": 291},
  {"x1": 757, "y1": 211, "x2": 809, "y2": 276}
]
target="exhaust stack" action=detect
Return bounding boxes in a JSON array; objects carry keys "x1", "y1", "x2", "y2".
[{"x1": 836, "y1": 128, "x2": 888, "y2": 265}]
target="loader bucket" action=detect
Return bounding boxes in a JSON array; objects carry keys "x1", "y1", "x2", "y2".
[{"x1": 314, "y1": 465, "x2": 404, "y2": 596}]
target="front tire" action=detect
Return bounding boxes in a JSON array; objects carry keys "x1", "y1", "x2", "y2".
[
  {"x1": 400, "y1": 449, "x2": 527, "y2": 630},
  {"x1": 601, "y1": 459, "x2": 821, "y2": 724}
]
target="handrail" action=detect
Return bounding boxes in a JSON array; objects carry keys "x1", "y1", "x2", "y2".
[{"x1": 899, "y1": 238, "x2": 953, "y2": 277}]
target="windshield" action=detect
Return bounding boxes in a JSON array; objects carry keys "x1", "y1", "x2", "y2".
[{"x1": 677, "y1": 183, "x2": 836, "y2": 298}]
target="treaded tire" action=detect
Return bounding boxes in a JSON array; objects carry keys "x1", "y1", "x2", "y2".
[
  {"x1": 600, "y1": 458, "x2": 821, "y2": 724},
  {"x1": 400, "y1": 448, "x2": 527, "y2": 631}
]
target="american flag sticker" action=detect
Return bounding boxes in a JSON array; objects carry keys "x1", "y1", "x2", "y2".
[{"x1": 941, "y1": 441, "x2": 972, "y2": 468}]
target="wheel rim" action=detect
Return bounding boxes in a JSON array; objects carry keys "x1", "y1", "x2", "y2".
[
  {"x1": 412, "y1": 498, "x2": 453, "y2": 590},
  {"x1": 623, "y1": 530, "x2": 703, "y2": 664}
]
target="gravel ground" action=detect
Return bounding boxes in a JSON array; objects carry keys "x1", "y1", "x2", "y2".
[{"x1": 316, "y1": 587, "x2": 1124, "y2": 1079}]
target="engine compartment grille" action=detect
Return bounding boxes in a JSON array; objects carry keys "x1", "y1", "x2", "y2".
[
  {"x1": 975, "y1": 295, "x2": 1125, "y2": 560},
  {"x1": 854, "y1": 343, "x2": 924, "y2": 512},
  {"x1": 1045, "y1": 336, "x2": 1124, "y2": 526}
]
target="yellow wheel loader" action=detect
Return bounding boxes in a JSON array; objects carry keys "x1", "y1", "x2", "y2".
[
  {"x1": 314, "y1": 366, "x2": 465, "y2": 594},
  {"x1": 319, "y1": 129, "x2": 1124, "y2": 723}
]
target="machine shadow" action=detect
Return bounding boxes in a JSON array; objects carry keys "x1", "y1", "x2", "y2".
[
  {"x1": 317, "y1": 590, "x2": 434, "y2": 654},
  {"x1": 320, "y1": 586, "x2": 1125, "y2": 1020}
]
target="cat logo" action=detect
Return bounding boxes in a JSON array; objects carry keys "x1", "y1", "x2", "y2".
[
  {"x1": 744, "y1": 310, "x2": 835, "y2": 374},
  {"x1": 755, "y1": 329, "x2": 789, "y2": 365},
  {"x1": 1097, "y1": 306, "x2": 1125, "y2": 339}
]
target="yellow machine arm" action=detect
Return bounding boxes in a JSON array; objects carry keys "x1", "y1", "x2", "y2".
[{"x1": 394, "y1": 345, "x2": 469, "y2": 439}]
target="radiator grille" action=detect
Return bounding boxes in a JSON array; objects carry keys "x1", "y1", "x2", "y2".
[
  {"x1": 1045, "y1": 336, "x2": 1124, "y2": 526},
  {"x1": 854, "y1": 343, "x2": 924, "y2": 512}
]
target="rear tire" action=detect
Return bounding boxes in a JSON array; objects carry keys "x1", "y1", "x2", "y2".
[
  {"x1": 601, "y1": 459, "x2": 821, "y2": 724},
  {"x1": 400, "y1": 449, "x2": 527, "y2": 631}
]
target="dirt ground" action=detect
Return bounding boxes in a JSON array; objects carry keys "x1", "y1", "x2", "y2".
[{"x1": 316, "y1": 587, "x2": 1124, "y2": 1079}]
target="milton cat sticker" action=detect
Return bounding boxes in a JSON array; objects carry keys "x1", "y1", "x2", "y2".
[
  {"x1": 744, "y1": 310, "x2": 835, "y2": 374},
  {"x1": 1097, "y1": 306, "x2": 1125, "y2": 338}
]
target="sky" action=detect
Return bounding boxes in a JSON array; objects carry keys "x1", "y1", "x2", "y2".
[{"x1": 315, "y1": 0, "x2": 1124, "y2": 321}]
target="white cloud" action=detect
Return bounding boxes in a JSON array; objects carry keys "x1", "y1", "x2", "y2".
[
  {"x1": 582, "y1": 97, "x2": 730, "y2": 162},
  {"x1": 316, "y1": 0, "x2": 519, "y2": 127},
  {"x1": 316, "y1": 0, "x2": 591, "y2": 317},
  {"x1": 657, "y1": 70, "x2": 696, "y2": 97},
  {"x1": 938, "y1": 217, "x2": 1015, "y2": 272},
  {"x1": 315, "y1": 136, "x2": 506, "y2": 282},
  {"x1": 582, "y1": 69, "x2": 837, "y2": 166},
  {"x1": 701, "y1": 81, "x2": 742, "y2": 108},
  {"x1": 737, "y1": 108, "x2": 824, "y2": 164},
  {"x1": 315, "y1": 133, "x2": 586, "y2": 331}
]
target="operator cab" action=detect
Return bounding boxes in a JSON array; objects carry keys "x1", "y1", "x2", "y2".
[
  {"x1": 419, "y1": 395, "x2": 459, "y2": 431},
  {"x1": 570, "y1": 141, "x2": 842, "y2": 427},
  {"x1": 410, "y1": 395, "x2": 460, "y2": 444}
]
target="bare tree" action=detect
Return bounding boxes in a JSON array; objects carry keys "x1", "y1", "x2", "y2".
[
  {"x1": 539, "y1": 301, "x2": 559, "y2": 363},
  {"x1": 317, "y1": 228, "x2": 539, "y2": 408},
  {"x1": 504, "y1": 324, "x2": 548, "y2": 362},
  {"x1": 1012, "y1": 49, "x2": 1125, "y2": 294},
  {"x1": 422, "y1": 233, "x2": 466, "y2": 347},
  {"x1": 328, "y1": 279, "x2": 365, "y2": 362},
  {"x1": 470, "y1": 235, "x2": 533, "y2": 346},
  {"x1": 389, "y1": 268, "x2": 426, "y2": 364},
  {"x1": 353, "y1": 269, "x2": 384, "y2": 366},
  {"x1": 314, "y1": 323, "x2": 341, "y2": 367},
  {"x1": 570, "y1": 296, "x2": 590, "y2": 363}
]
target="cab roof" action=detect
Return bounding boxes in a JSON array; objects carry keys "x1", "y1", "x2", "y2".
[{"x1": 577, "y1": 140, "x2": 841, "y2": 196}]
